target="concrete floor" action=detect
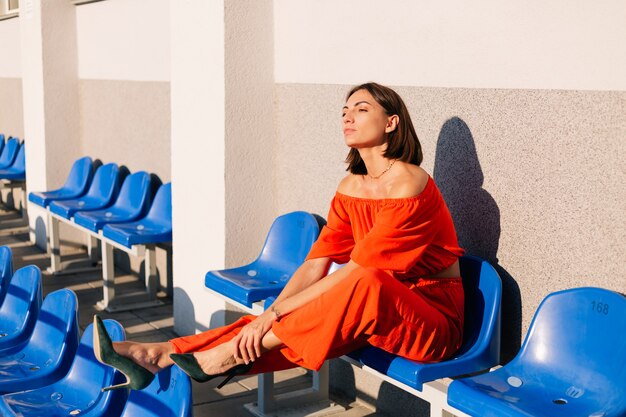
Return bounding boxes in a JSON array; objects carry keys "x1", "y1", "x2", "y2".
[{"x1": 0, "y1": 206, "x2": 380, "y2": 417}]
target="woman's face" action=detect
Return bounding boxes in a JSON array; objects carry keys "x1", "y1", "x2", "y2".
[{"x1": 342, "y1": 89, "x2": 397, "y2": 149}]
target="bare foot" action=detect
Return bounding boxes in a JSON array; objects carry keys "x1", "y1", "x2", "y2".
[
  {"x1": 191, "y1": 341, "x2": 245, "y2": 376},
  {"x1": 113, "y1": 341, "x2": 175, "y2": 374}
]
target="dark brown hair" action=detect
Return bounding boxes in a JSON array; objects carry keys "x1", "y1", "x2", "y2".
[{"x1": 345, "y1": 82, "x2": 423, "y2": 174}]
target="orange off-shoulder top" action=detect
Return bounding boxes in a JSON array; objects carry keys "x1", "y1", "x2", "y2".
[{"x1": 306, "y1": 176, "x2": 464, "y2": 280}]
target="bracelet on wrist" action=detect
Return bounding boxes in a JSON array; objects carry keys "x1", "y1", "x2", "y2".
[{"x1": 271, "y1": 305, "x2": 282, "y2": 322}]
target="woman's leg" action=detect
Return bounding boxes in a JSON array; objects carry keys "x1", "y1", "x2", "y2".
[
  {"x1": 111, "y1": 341, "x2": 176, "y2": 374},
  {"x1": 137, "y1": 267, "x2": 462, "y2": 376},
  {"x1": 271, "y1": 267, "x2": 464, "y2": 370}
]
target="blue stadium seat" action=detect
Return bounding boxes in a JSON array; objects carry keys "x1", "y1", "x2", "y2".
[
  {"x1": 347, "y1": 255, "x2": 502, "y2": 391},
  {"x1": 0, "y1": 288, "x2": 79, "y2": 394},
  {"x1": 0, "y1": 319, "x2": 127, "y2": 417},
  {"x1": 102, "y1": 182, "x2": 172, "y2": 248},
  {"x1": 73, "y1": 171, "x2": 152, "y2": 232},
  {"x1": 121, "y1": 365, "x2": 193, "y2": 417},
  {"x1": 0, "y1": 142, "x2": 25, "y2": 180},
  {"x1": 448, "y1": 287, "x2": 626, "y2": 417},
  {"x1": 0, "y1": 246, "x2": 13, "y2": 307},
  {"x1": 0, "y1": 138, "x2": 19, "y2": 170},
  {"x1": 49, "y1": 163, "x2": 120, "y2": 219},
  {"x1": 205, "y1": 211, "x2": 321, "y2": 308},
  {"x1": 28, "y1": 156, "x2": 95, "y2": 207},
  {"x1": 0, "y1": 134, "x2": 5, "y2": 156},
  {"x1": 0, "y1": 265, "x2": 42, "y2": 355}
]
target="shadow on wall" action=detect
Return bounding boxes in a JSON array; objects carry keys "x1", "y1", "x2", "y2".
[{"x1": 433, "y1": 117, "x2": 521, "y2": 363}]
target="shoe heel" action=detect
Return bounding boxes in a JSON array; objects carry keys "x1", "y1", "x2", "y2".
[
  {"x1": 216, "y1": 373, "x2": 236, "y2": 389},
  {"x1": 102, "y1": 382, "x2": 130, "y2": 392}
]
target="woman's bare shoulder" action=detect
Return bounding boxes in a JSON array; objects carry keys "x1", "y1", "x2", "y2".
[
  {"x1": 337, "y1": 174, "x2": 359, "y2": 195},
  {"x1": 387, "y1": 165, "x2": 430, "y2": 198}
]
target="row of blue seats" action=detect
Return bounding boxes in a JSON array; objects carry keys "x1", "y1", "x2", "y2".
[
  {"x1": 0, "y1": 134, "x2": 26, "y2": 181},
  {"x1": 204, "y1": 212, "x2": 626, "y2": 417},
  {"x1": 0, "y1": 246, "x2": 192, "y2": 416},
  {"x1": 28, "y1": 156, "x2": 172, "y2": 248}
]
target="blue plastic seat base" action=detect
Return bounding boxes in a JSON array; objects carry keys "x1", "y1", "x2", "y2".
[
  {"x1": 103, "y1": 219, "x2": 172, "y2": 248},
  {"x1": 0, "y1": 289, "x2": 79, "y2": 394},
  {"x1": 29, "y1": 190, "x2": 75, "y2": 208},
  {"x1": 204, "y1": 211, "x2": 320, "y2": 308},
  {"x1": 72, "y1": 171, "x2": 151, "y2": 232},
  {"x1": 27, "y1": 156, "x2": 93, "y2": 208},
  {"x1": 206, "y1": 264, "x2": 294, "y2": 308},
  {"x1": 0, "y1": 143, "x2": 25, "y2": 180},
  {"x1": 121, "y1": 366, "x2": 192, "y2": 417},
  {"x1": 73, "y1": 207, "x2": 139, "y2": 232},
  {"x1": 0, "y1": 169, "x2": 24, "y2": 180},
  {"x1": 101, "y1": 183, "x2": 172, "y2": 248},
  {"x1": 0, "y1": 266, "x2": 42, "y2": 355},
  {"x1": 347, "y1": 255, "x2": 502, "y2": 391},
  {"x1": 0, "y1": 139, "x2": 19, "y2": 170},
  {"x1": 0, "y1": 320, "x2": 127, "y2": 417},
  {"x1": 448, "y1": 287, "x2": 626, "y2": 417},
  {"x1": 0, "y1": 246, "x2": 13, "y2": 310},
  {"x1": 49, "y1": 196, "x2": 112, "y2": 219},
  {"x1": 48, "y1": 162, "x2": 120, "y2": 219}
]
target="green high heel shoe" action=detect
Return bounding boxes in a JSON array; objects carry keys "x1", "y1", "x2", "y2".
[
  {"x1": 169, "y1": 353, "x2": 253, "y2": 388},
  {"x1": 93, "y1": 315, "x2": 155, "y2": 391}
]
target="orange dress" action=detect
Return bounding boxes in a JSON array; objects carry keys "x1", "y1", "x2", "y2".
[{"x1": 171, "y1": 176, "x2": 465, "y2": 374}]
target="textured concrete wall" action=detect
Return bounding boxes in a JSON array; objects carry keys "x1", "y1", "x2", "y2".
[
  {"x1": 275, "y1": 83, "x2": 626, "y2": 363},
  {"x1": 224, "y1": 0, "x2": 276, "y2": 267},
  {"x1": 78, "y1": 80, "x2": 171, "y2": 181},
  {"x1": 0, "y1": 78, "x2": 23, "y2": 138}
]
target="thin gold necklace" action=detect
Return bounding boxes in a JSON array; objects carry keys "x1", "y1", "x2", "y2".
[{"x1": 367, "y1": 159, "x2": 397, "y2": 180}]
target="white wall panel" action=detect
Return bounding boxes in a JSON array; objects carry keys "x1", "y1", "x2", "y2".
[
  {"x1": 274, "y1": 0, "x2": 626, "y2": 90},
  {"x1": 76, "y1": 0, "x2": 170, "y2": 81},
  {"x1": 0, "y1": 18, "x2": 21, "y2": 77}
]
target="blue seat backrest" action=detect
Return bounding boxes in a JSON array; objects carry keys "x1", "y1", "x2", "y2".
[
  {"x1": 85, "y1": 163, "x2": 120, "y2": 202},
  {"x1": 9, "y1": 142, "x2": 25, "y2": 171},
  {"x1": 112, "y1": 171, "x2": 151, "y2": 214},
  {"x1": 26, "y1": 288, "x2": 78, "y2": 358},
  {"x1": 257, "y1": 211, "x2": 320, "y2": 270},
  {"x1": 0, "y1": 266, "x2": 42, "y2": 352},
  {"x1": 122, "y1": 365, "x2": 192, "y2": 417},
  {"x1": 518, "y1": 287, "x2": 626, "y2": 380},
  {"x1": 63, "y1": 156, "x2": 94, "y2": 194},
  {"x1": 0, "y1": 135, "x2": 4, "y2": 154},
  {"x1": 0, "y1": 138, "x2": 19, "y2": 167},
  {"x1": 63, "y1": 320, "x2": 125, "y2": 398},
  {"x1": 457, "y1": 256, "x2": 502, "y2": 361},
  {"x1": 0, "y1": 246, "x2": 13, "y2": 305},
  {"x1": 146, "y1": 183, "x2": 172, "y2": 224}
]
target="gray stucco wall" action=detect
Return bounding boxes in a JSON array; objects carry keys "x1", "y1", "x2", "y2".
[{"x1": 0, "y1": 78, "x2": 23, "y2": 139}]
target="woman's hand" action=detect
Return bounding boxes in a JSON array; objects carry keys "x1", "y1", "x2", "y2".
[{"x1": 232, "y1": 312, "x2": 276, "y2": 364}]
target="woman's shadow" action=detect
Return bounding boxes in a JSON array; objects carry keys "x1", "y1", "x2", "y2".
[{"x1": 433, "y1": 117, "x2": 521, "y2": 363}]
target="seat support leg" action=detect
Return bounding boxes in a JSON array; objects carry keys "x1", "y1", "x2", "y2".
[
  {"x1": 48, "y1": 215, "x2": 62, "y2": 272},
  {"x1": 97, "y1": 242, "x2": 115, "y2": 310},
  {"x1": 245, "y1": 362, "x2": 345, "y2": 416},
  {"x1": 145, "y1": 246, "x2": 158, "y2": 300},
  {"x1": 87, "y1": 235, "x2": 99, "y2": 264}
]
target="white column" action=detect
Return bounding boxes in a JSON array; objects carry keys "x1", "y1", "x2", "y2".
[
  {"x1": 224, "y1": 0, "x2": 276, "y2": 266},
  {"x1": 170, "y1": 0, "x2": 228, "y2": 335},
  {"x1": 20, "y1": 0, "x2": 80, "y2": 248},
  {"x1": 170, "y1": 0, "x2": 276, "y2": 335}
]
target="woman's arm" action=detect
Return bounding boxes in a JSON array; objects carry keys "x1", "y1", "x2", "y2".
[
  {"x1": 232, "y1": 258, "x2": 360, "y2": 363},
  {"x1": 268, "y1": 260, "x2": 359, "y2": 319}
]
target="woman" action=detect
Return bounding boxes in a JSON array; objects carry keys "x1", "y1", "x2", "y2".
[{"x1": 94, "y1": 82, "x2": 465, "y2": 391}]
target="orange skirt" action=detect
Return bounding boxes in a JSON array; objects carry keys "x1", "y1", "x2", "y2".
[{"x1": 170, "y1": 267, "x2": 464, "y2": 374}]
